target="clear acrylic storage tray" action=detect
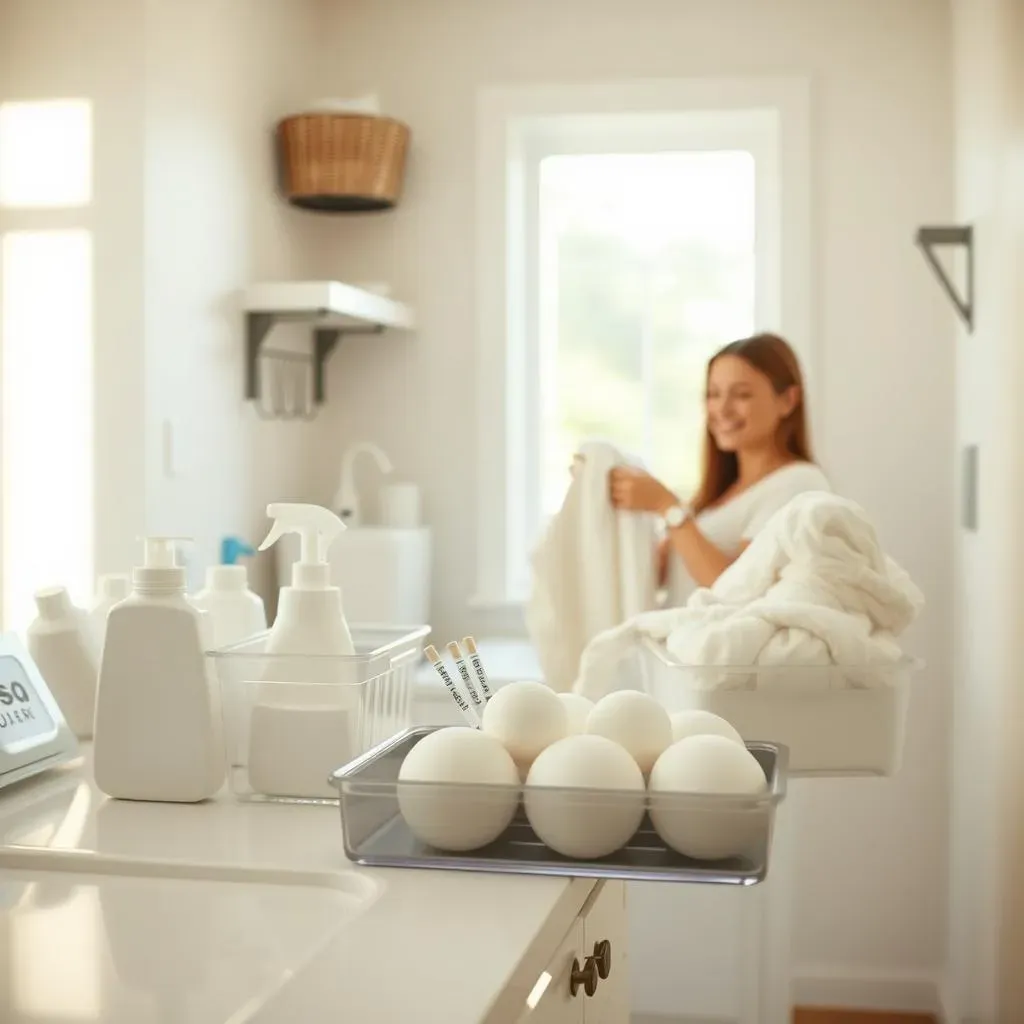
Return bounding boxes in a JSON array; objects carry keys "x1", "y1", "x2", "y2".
[
  {"x1": 329, "y1": 727, "x2": 788, "y2": 885},
  {"x1": 639, "y1": 638, "x2": 923, "y2": 777},
  {"x1": 209, "y1": 624, "x2": 429, "y2": 803}
]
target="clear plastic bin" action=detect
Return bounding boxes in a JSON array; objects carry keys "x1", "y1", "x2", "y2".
[
  {"x1": 639, "y1": 638, "x2": 921, "y2": 777},
  {"x1": 329, "y1": 727, "x2": 788, "y2": 884},
  {"x1": 209, "y1": 624, "x2": 429, "y2": 802}
]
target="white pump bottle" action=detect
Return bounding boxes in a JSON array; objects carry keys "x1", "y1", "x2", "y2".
[
  {"x1": 259, "y1": 502, "x2": 354, "y2": 658},
  {"x1": 93, "y1": 538, "x2": 224, "y2": 803}
]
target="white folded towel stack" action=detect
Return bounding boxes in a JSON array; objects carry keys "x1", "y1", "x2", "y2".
[
  {"x1": 526, "y1": 440, "x2": 658, "y2": 692},
  {"x1": 573, "y1": 490, "x2": 924, "y2": 700}
]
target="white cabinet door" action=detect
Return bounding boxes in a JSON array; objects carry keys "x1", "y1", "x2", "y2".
[
  {"x1": 580, "y1": 881, "x2": 629, "y2": 1024},
  {"x1": 516, "y1": 918, "x2": 586, "y2": 1024}
]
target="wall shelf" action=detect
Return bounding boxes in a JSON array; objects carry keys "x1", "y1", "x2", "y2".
[
  {"x1": 243, "y1": 281, "x2": 414, "y2": 414},
  {"x1": 914, "y1": 225, "x2": 974, "y2": 332}
]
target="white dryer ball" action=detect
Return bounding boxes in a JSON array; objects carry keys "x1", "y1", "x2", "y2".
[
  {"x1": 397, "y1": 727, "x2": 520, "y2": 851},
  {"x1": 525, "y1": 734, "x2": 645, "y2": 859},
  {"x1": 558, "y1": 692, "x2": 594, "y2": 735},
  {"x1": 585, "y1": 690, "x2": 672, "y2": 774},
  {"x1": 649, "y1": 734, "x2": 768, "y2": 861},
  {"x1": 481, "y1": 680, "x2": 568, "y2": 770},
  {"x1": 670, "y1": 709, "x2": 744, "y2": 747}
]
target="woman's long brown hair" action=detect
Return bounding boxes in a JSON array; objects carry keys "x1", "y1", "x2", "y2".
[{"x1": 691, "y1": 333, "x2": 814, "y2": 514}]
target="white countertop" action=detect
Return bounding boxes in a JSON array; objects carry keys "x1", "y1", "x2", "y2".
[{"x1": 0, "y1": 750, "x2": 591, "y2": 1024}]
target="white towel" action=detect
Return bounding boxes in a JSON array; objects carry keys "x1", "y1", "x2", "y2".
[
  {"x1": 526, "y1": 440, "x2": 658, "y2": 692},
  {"x1": 573, "y1": 491, "x2": 923, "y2": 699}
]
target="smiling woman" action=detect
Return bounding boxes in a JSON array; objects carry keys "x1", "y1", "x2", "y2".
[{"x1": 609, "y1": 332, "x2": 830, "y2": 601}]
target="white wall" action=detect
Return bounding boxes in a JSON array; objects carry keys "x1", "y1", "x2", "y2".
[
  {"x1": 140, "y1": 0, "x2": 326, "y2": 596},
  {"x1": 0, "y1": 0, "x2": 325, "y2": 601},
  {"x1": 311, "y1": 0, "x2": 955, "y2": 1010},
  {"x1": 949, "y1": 1, "x2": 1024, "y2": 1020}
]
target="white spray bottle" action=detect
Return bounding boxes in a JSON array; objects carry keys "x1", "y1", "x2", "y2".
[
  {"x1": 259, "y1": 502, "x2": 354, "y2": 658},
  {"x1": 247, "y1": 503, "x2": 356, "y2": 799}
]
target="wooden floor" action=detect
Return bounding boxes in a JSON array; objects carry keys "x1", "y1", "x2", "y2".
[{"x1": 793, "y1": 1009, "x2": 938, "y2": 1024}]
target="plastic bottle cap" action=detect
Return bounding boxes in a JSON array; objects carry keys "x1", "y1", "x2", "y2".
[
  {"x1": 206, "y1": 565, "x2": 247, "y2": 591},
  {"x1": 134, "y1": 537, "x2": 189, "y2": 593},
  {"x1": 34, "y1": 586, "x2": 72, "y2": 620}
]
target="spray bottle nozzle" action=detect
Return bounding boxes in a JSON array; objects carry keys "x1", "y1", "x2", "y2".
[{"x1": 259, "y1": 503, "x2": 346, "y2": 589}]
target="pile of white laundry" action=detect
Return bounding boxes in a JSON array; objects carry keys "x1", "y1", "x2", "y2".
[{"x1": 573, "y1": 490, "x2": 924, "y2": 701}]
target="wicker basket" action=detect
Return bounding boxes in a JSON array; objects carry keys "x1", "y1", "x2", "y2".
[{"x1": 276, "y1": 113, "x2": 410, "y2": 212}]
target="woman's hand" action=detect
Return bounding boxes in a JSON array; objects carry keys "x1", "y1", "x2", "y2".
[{"x1": 609, "y1": 466, "x2": 677, "y2": 514}]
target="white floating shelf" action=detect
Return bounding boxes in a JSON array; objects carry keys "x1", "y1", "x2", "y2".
[
  {"x1": 244, "y1": 279, "x2": 415, "y2": 330},
  {"x1": 243, "y1": 280, "x2": 415, "y2": 413}
]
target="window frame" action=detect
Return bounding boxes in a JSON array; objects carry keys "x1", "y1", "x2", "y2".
[{"x1": 474, "y1": 77, "x2": 813, "y2": 609}]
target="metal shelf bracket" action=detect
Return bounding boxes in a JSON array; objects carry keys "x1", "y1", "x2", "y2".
[
  {"x1": 914, "y1": 225, "x2": 974, "y2": 332},
  {"x1": 244, "y1": 311, "x2": 384, "y2": 407}
]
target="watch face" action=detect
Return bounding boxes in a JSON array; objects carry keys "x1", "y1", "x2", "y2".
[{"x1": 665, "y1": 505, "x2": 687, "y2": 528}]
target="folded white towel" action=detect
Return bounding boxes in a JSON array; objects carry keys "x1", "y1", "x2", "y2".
[
  {"x1": 573, "y1": 491, "x2": 923, "y2": 699},
  {"x1": 526, "y1": 440, "x2": 658, "y2": 692}
]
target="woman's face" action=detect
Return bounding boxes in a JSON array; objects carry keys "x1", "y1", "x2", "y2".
[{"x1": 705, "y1": 355, "x2": 797, "y2": 453}]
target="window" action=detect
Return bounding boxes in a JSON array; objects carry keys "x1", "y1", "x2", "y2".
[
  {"x1": 1, "y1": 231, "x2": 94, "y2": 629},
  {"x1": 475, "y1": 79, "x2": 811, "y2": 607},
  {"x1": 0, "y1": 99, "x2": 94, "y2": 630},
  {"x1": 538, "y1": 150, "x2": 756, "y2": 518}
]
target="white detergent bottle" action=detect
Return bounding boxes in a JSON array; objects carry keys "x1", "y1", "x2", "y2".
[
  {"x1": 88, "y1": 573, "x2": 131, "y2": 657},
  {"x1": 93, "y1": 537, "x2": 224, "y2": 803},
  {"x1": 247, "y1": 503, "x2": 356, "y2": 799},
  {"x1": 26, "y1": 586, "x2": 99, "y2": 739},
  {"x1": 192, "y1": 566, "x2": 267, "y2": 649}
]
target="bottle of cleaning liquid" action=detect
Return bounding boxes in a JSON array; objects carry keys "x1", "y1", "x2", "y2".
[
  {"x1": 191, "y1": 538, "x2": 266, "y2": 649},
  {"x1": 26, "y1": 586, "x2": 98, "y2": 739},
  {"x1": 93, "y1": 537, "x2": 224, "y2": 803},
  {"x1": 88, "y1": 573, "x2": 131, "y2": 657},
  {"x1": 247, "y1": 503, "x2": 355, "y2": 799}
]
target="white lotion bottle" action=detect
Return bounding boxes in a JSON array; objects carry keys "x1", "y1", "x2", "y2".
[
  {"x1": 26, "y1": 587, "x2": 99, "y2": 739},
  {"x1": 248, "y1": 502, "x2": 356, "y2": 799},
  {"x1": 88, "y1": 573, "x2": 131, "y2": 657},
  {"x1": 192, "y1": 565, "x2": 267, "y2": 649},
  {"x1": 93, "y1": 538, "x2": 224, "y2": 803}
]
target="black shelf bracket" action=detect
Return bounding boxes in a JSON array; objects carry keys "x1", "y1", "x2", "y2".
[
  {"x1": 245, "y1": 310, "x2": 384, "y2": 409},
  {"x1": 914, "y1": 225, "x2": 974, "y2": 332}
]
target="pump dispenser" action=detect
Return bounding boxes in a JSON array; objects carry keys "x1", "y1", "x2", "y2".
[
  {"x1": 246, "y1": 503, "x2": 357, "y2": 799},
  {"x1": 259, "y1": 503, "x2": 354, "y2": 657},
  {"x1": 93, "y1": 536, "x2": 224, "y2": 803}
]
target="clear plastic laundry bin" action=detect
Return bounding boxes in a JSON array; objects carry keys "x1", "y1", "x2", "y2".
[
  {"x1": 209, "y1": 623, "x2": 429, "y2": 802},
  {"x1": 638, "y1": 638, "x2": 921, "y2": 777}
]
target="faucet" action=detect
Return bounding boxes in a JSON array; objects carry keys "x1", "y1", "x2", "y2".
[{"x1": 333, "y1": 442, "x2": 394, "y2": 527}]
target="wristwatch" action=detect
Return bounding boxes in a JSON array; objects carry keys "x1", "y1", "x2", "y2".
[{"x1": 662, "y1": 503, "x2": 691, "y2": 530}]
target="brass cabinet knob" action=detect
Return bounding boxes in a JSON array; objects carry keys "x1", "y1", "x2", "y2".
[
  {"x1": 570, "y1": 955, "x2": 599, "y2": 998},
  {"x1": 592, "y1": 938, "x2": 612, "y2": 980}
]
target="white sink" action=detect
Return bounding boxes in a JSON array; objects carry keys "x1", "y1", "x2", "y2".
[
  {"x1": 0, "y1": 847, "x2": 380, "y2": 1024},
  {"x1": 275, "y1": 526, "x2": 431, "y2": 624}
]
